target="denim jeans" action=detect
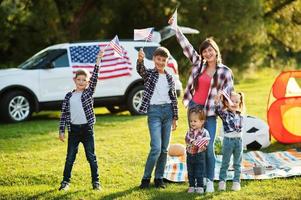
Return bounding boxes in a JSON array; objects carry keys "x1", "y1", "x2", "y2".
[
  {"x1": 188, "y1": 100, "x2": 217, "y2": 181},
  {"x1": 142, "y1": 104, "x2": 173, "y2": 179},
  {"x1": 186, "y1": 152, "x2": 206, "y2": 187},
  {"x1": 62, "y1": 124, "x2": 99, "y2": 183},
  {"x1": 219, "y1": 137, "x2": 243, "y2": 182}
]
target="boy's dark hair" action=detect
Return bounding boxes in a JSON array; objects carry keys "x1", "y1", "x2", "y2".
[
  {"x1": 189, "y1": 106, "x2": 206, "y2": 121},
  {"x1": 74, "y1": 69, "x2": 90, "y2": 79},
  {"x1": 153, "y1": 46, "x2": 170, "y2": 58}
]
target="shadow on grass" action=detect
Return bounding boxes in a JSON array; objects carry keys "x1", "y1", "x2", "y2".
[{"x1": 101, "y1": 186, "x2": 139, "y2": 200}]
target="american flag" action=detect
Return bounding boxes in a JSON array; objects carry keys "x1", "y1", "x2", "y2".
[
  {"x1": 109, "y1": 35, "x2": 123, "y2": 58},
  {"x1": 168, "y1": 9, "x2": 177, "y2": 30},
  {"x1": 70, "y1": 43, "x2": 132, "y2": 80},
  {"x1": 194, "y1": 137, "x2": 210, "y2": 149},
  {"x1": 221, "y1": 87, "x2": 234, "y2": 106},
  {"x1": 134, "y1": 27, "x2": 154, "y2": 42}
]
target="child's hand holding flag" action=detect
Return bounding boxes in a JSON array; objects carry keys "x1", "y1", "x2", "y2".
[{"x1": 168, "y1": 9, "x2": 177, "y2": 30}]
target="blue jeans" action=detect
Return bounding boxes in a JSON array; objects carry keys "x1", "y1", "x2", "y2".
[
  {"x1": 187, "y1": 152, "x2": 206, "y2": 187},
  {"x1": 188, "y1": 100, "x2": 217, "y2": 181},
  {"x1": 219, "y1": 137, "x2": 243, "y2": 182},
  {"x1": 142, "y1": 104, "x2": 173, "y2": 179},
  {"x1": 62, "y1": 124, "x2": 99, "y2": 183}
]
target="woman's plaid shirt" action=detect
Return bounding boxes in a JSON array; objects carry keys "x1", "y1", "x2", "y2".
[
  {"x1": 59, "y1": 64, "x2": 100, "y2": 134},
  {"x1": 137, "y1": 60, "x2": 178, "y2": 120},
  {"x1": 175, "y1": 27, "x2": 234, "y2": 116}
]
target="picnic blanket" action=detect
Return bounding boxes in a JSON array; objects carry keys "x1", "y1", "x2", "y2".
[{"x1": 163, "y1": 148, "x2": 301, "y2": 182}]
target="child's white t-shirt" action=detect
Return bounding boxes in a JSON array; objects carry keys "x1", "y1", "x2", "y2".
[
  {"x1": 69, "y1": 91, "x2": 88, "y2": 124},
  {"x1": 150, "y1": 73, "x2": 171, "y2": 105}
]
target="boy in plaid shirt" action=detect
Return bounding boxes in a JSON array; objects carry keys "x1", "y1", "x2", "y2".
[
  {"x1": 58, "y1": 50, "x2": 104, "y2": 191},
  {"x1": 137, "y1": 47, "x2": 178, "y2": 189}
]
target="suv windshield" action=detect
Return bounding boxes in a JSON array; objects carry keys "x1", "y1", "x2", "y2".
[
  {"x1": 19, "y1": 49, "x2": 67, "y2": 69},
  {"x1": 18, "y1": 51, "x2": 48, "y2": 69}
]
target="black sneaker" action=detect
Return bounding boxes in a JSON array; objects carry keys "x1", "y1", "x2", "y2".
[
  {"x1": 139, "y1": 179, "x2": 150, "y2": 189},
  {"x1": 154, "y1": 179, "x2": 166, "y2": 189},
  {"x1": 59, "y1": 181, "x2": 70, "y2": 191},
  {"x1": 92, "y1": 181, "x2": 101, "y2": 190}
]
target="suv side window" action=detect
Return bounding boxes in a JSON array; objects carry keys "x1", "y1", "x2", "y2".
[
  {"x1": 134, "y1": 46, "x2": 157, "y2": 60},
  {"x1": 52, "y1": 51, "x2": 69, "y2": 68}
]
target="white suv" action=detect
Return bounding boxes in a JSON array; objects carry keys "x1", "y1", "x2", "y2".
[{"x1": 0, "y1": 41, "x2": 182, "y2": 122}]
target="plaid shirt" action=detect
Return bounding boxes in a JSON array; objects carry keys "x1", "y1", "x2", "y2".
[
  {"x1": 216, "y1": 104, "x2": 243, "y2": 134},
  {"x1": 185, "y1": 128, "x2": 210, "y2": 154},
  {"x1": 59, "y1": 64, "x2": 100, "y2": 134},
  {"x1": 136, "y1": 60, "x2": 178, "y2": 120},
  {"x1": 175, "y1": 27, "x2": 234, "y2": 116}
]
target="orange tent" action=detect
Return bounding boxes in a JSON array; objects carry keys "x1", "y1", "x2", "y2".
[{"x1": 267, "y1": 71, "x2": 301, "y2": 144}]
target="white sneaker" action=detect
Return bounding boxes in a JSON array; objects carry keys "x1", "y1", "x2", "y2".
[
  {"x1": 187, "y1": 187, "x2": 195, "y2": 193},
  {"x1": 206, "y1": 180, "x2": 214, "y2": 192},
  {"x1": 231, "y1": 182, "x2": 241, "y2": 191},
  {"x1": 195, "y1": 187, "x2": 204, "y2": 194},
  {"x1": 218, "y1": 181, "x2": 226, "y2": 191}
]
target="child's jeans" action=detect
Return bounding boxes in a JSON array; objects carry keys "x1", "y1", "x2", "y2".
[
  {"x1": 186, "y1": 151, "x2": 206, "y2": 187},
  {"x1": 142, "y1": 104, "x2": 173, "y2": 180},
  {"x1": 188, "y1": 100, "x2": 217, "y2": 181},
  {"x1": 62, "y1": 123, "x2": 99, "y2": 183},
  {"x1": 219, "y1": 137, "x2": 243, "y2": 182}
]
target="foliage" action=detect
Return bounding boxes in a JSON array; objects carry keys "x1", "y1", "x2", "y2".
[{"x1": 0, "y1": 0, "x2": 301, "y2": 72}]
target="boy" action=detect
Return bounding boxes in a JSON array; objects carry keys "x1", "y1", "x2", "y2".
[
  {"x1": 58, "y1": 50, "x2": 104, "y2": 191},
  {"x1": 137, "y1": 47, "x2": 178, "y2": 189}
]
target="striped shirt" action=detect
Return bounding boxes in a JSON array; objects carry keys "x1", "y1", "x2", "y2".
[
  {"x1": 59, "y1": 64, "x2": 100, "y2": 134},
  {"x1": 185, "y1": 128, "x2": 210, "y2": 154},
  {"x1": 175, "y1": 27, "x2": 234, "y2": 116},
  {"x1": 216, "y1": 104, "x2": 243, "y2": 135},
  {"x1": 136, "y1": 60, "x2": 178, "y2": 120}
]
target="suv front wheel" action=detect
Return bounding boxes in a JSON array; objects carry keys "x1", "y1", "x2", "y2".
[
  {"x1": 127, "y1": 85, "x2": 144, "y2": 115},
  {"x1": 0, "y1": 91, "x2": 32, "y2": 122}
]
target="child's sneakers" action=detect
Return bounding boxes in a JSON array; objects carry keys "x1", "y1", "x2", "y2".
[
  {"x1": 218, "y1": 181, "x2": 226, "y2": 191},
  {"x1": 195, "y1": 187, "x2": 204, "y2": 194},
  {"x1": 231, "y1": 182, "x2": 241, "y2": 191},
  {"x1": 187, "y1": 187, "x2": 195, "y2": 193},
  {"x1": 92, "y1": 181, "x2": 101, "y2": 191},
  {"x1": 206, "y1": 180, "x2": 214, "y2": 192},
  {"x1": 58, "y1": 181, "x2": 70, "y2": 191},
  {"x1": 139, "y1": 178, "x2": 150, "y2": 189}
]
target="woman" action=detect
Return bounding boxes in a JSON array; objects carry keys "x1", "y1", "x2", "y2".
[{"x1": 174, "y1": 26, "x2": 234, "y2": 192}]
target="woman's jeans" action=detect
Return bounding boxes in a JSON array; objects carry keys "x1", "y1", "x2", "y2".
[
  {"x1": 142, "y1": 104, "x2": 173, "y2": 180},
  {"x1": 219, "y1": 137, "x2": 243, "y2": 182},
  {"x1": 63, "y1": 124, "x2": 99, "y2": 183},
  {"x1": 187, "y1": 152, "x2": 206, "y2": 187},
  {"x1": 188, "y1": 100, "x2": 217, "y2": 181}
]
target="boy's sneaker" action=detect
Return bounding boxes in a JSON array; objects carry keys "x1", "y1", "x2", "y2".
[
  {"x1": 218, "y1": 181, "x2": 226, "y2": 191},
  {"x1": 231, "y1": 182, "x2": 241, "y2": 191},
  {"x1": 139, "y1": 179, "x2": 150, "y2": 189},
  {"x1": 154, "y1": 178, "x2": 166, "y2": 189},
  {"x1": 59, "y1": 181, "x2": 70, "y2": 191},
  {"x1": 187, "y1": 187, "x2": 195, "y2": 193},
  {"x1": 92, "y1": 181, "x2": 101, "y2": 191},
  {"x1": 195, "y1": 187, "x2": 204, "y2": 194},
  {"x1": 206, "y1": 180, "x2": 214, "y2": 192}
]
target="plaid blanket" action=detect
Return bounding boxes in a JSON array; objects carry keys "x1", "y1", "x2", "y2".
[{"x1": 163, "y1": 149, "x2": 301, "y2": 182}]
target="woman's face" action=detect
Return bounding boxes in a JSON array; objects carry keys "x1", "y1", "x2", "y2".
[{"x1": 201, "y1": 45, "x2": 217, "y2": 64}]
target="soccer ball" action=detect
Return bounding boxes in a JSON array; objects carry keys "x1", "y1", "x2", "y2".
[{"x1": 242, "y1": 116, "x2": 270, "y2": 150}]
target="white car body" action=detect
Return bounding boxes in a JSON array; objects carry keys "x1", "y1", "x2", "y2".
[{"x1": 0, "y1": 41, "x2": 182, "y2": 122}]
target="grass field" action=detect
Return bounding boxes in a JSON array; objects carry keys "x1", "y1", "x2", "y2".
[{"x1": 0, "y1": 68, "x2": 301, "y2": 200}]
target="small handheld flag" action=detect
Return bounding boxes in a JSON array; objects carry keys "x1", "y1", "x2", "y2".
[
  {"x1": 134, "y1": 27, "x2": 154, "y2": 42},
  {"x1": 221, "y1": 87, "x2": 234, "y2": 106},
  {"x1": 168, "y1": 9, "x2": 177, "y2": 30},
  {"x1": 108, "y1": 35, "x2": 123, "y2": 58}
]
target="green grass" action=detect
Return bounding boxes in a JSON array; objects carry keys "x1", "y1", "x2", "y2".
[{"x1": 0, "y1": 68, "x2": 301, "y2": 200}]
